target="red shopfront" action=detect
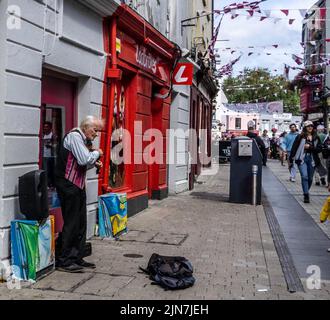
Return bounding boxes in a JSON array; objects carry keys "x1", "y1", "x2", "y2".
[{"x1": 99, "y1": 5, "x2": 178, "y2": 216}]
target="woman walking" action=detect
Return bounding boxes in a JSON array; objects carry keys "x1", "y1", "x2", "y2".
[
  {"x1": 278, "y1": 132, "x2": 287, "y2": 166},
  {"x1": 289, "y1": 121, "x2": 322, "y2": 203}
]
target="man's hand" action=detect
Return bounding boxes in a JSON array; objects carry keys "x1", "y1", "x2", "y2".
[
  {"x1": 95, "y1": 160, "x2": 103, "y2": 169},
  {"x1": 98, "y1": 149, "x2": 104, "y2": 157}
]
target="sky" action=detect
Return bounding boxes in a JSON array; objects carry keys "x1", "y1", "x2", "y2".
[{"x1": 214, "y1": 0, "x2": 318, "y2": 79}]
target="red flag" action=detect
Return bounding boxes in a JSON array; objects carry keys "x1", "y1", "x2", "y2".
[
  {"x1": 326, "y1": 39, "x2": 330, "y2": 42},
  {"x1": 231, "y1": 14, "x2": 239, "y2": 19},
  {"x1": 260, "y1": 16, "x2": 267, "y2": 21},
  {"x1": 247, "y1": 10, "x2": 254, "y2": 16},
  {"x1": 292, "y1": 54, "x2": 303, "y2": 65},
  {"x1": 281, "y1": 9, "x2": 289, "y2": 16},
  {"x1": 289, "y1": 19, "x2": 295, "y2": 25},
  {"x1": 320, "y1": 8, "x2": 326, "y2": 19}
]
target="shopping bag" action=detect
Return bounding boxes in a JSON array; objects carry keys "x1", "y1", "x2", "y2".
[{"x1": 98, "y1": 193, "x2": 127, "y2": 239}]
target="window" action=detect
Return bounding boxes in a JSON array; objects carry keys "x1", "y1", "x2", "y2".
[{"x1": 235, "y1": 118, "x2": 241, "y2": 130}]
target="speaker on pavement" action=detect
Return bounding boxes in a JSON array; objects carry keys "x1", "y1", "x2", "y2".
[{"x1": 19, "y1": 170, "x2": 49, "y2": 220}]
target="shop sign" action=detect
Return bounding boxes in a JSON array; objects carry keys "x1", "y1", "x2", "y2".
[
  {"x1": 308, "y1": 113, "x2": 323, "y2": 121},
  {"x1": 273, "y1": 113, "x2": 292, "y2": 120},
  {"x1": 136, "y1": 45, "x2": 158, "y2": 74},
  {"x1": 173, "y1": 63, "x2": 194, "y2": 85}
]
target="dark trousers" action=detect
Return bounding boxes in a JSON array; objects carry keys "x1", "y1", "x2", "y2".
[
  {"x1": 263, "y1": 148, "x2": 269, "y2": 165},
  {"x1": 55, "y1": 178, "x2": 87, "y2": 266}
]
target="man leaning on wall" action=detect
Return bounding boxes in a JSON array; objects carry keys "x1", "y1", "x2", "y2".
[{"x1": 55, "y1": 116, "x2": 104, "y2": 273}]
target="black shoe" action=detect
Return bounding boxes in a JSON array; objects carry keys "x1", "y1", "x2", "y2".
[
  {"x1": 56, "y1": 263, "x2": 84, "y2": 273},
  {"x1": 321, "y1": 178, "x2": 326, "y2": 186},
  {"x1": 76, "y1": 259, "x2": 96, "y2": 269},
  {"x1": 304, "y1": 194, "x2": 310, "y2": 203}
]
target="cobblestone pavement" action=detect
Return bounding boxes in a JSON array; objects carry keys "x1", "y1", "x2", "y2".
[
  {"x1": 0, "y1": 164, "x2": 329, "y2": 300},
  {"x1": 267, "y1": 160, "x2": 330, "y2": 239}
]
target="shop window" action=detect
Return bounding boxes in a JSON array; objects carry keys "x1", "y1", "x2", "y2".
[{"x1": 109, "y1": 83, "x2": 127, "y2": 189}]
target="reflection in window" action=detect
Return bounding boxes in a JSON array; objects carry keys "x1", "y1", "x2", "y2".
[
  {"x1": 41, "y1": 106, "x2": 63, "y2": 209},
  {"x1": 110, "y1": 83, "x2": 126, "y2": 189}
]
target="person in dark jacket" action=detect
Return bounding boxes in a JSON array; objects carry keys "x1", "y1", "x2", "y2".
[
  {"x1": 246, "y1": 124, "x2": 266, "y2": 164},
  {"x1": 289, "y1": 121, "x2": 322, "y2": 203}
]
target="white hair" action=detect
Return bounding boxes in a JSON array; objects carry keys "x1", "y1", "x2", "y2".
[{"x1": 80, "y1": 116, "x2": 98, "y2": 130}]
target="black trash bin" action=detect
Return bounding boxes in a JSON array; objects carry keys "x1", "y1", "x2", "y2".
[{"x1": 229, "y1": 137, "x2": 263, "y2": 205}]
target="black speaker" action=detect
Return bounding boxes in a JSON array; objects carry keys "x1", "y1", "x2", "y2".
[{"x1": 19, "y1": 170, "x2": 49, "y2": 221}]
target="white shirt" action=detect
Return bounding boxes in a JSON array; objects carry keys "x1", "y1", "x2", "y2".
[{"x1": 63, "y1": 128, "x2": 100, "y2": 167}]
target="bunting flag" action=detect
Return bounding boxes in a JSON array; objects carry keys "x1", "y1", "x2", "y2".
[
  {"x1": 280, "y1": 9, "x2": 289, "y2": 16},
  {"x1": 299, "y1": 9, "x2": 307, "y2": 18},
  {"x1": 289, "y1": 19, "x2": 295, "y2": 25},
  {"x1": 292, "y1": 54, "x2": 303, "y2": 65},
  {"x1": 217, "y1": 55, "x2": 242, "y2": 77}
]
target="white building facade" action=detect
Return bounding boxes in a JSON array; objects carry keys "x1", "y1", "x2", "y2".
[{"x1": 0, "y1": 0, "x2": 121, "y2": 278}]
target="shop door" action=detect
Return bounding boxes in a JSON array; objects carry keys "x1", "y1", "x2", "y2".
[{"x1": 40, "y1": 73, "x2": 76, "y2": 235}]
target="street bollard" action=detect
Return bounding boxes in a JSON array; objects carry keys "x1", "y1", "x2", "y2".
[{"x1": 252, "y1": 165, "x2": 258, "y2": 206}]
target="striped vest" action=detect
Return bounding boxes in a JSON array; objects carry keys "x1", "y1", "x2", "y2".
[{"x1": 55, "y1": 129, "x2": 87, "y2": 189}]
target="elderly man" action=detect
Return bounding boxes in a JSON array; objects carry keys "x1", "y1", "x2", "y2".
[{"x1": 55, "y1": 116, "x2": 104, "y2": 273}]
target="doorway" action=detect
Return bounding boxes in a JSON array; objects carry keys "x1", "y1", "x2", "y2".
[{"x1": 40, "y1": 72, "x2": 77, "y2": 234}]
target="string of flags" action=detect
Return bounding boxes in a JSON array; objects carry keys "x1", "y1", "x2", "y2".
[
  {"x1": 216, "y1": 55, "x2": 242, "y2": 77},
  {"x1": 216, "y1": 40, "x2": 330, "y2": 52},
  {"x1": 223, "y1": 83, "x2": 288, "y2": 91},
  {"x1": 208, "y1": 1, "x2": 326, "y2": 57},
  {"x1": 230, "y1": 92, "x2": 287, "y2": 104}
]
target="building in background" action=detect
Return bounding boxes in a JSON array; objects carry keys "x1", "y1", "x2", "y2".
[
  {"x1": 217, "y1": 101, "x2": 302, "y2": 137},
  {"x1": 298, "y1": 0, "x2": 329, "y2": 127},
  {"x1": 213, "y1": 88, "x2": 228, "y2": 140}
]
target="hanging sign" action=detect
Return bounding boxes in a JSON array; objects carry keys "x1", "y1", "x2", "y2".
[{"x1": 172, "y1": 63, "x2": 194, "y2": 85}]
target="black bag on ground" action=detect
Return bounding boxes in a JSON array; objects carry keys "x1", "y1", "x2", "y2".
[{"x1": 140, "y1": 253, "x2": 195, "y2": 290}]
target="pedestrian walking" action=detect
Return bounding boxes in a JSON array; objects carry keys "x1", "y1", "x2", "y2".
[
  {"x1": 261, "y1": 130, "x2": 270, "y2": 166},
  {"x1": 314, "y1": 125, "x2": 327, "y2": 186},
  {"x1": 289, "y1": 121, "x2": 323, "y2": 203},
  {"x1": 278, "y1": 132, "x2": 287, "y2": 166},
  {"x1": 281, "y1": 124, "x2": 299, "y2": 182},
  {"x1": 55, "y1": 116, "x2": 104, "y2": 273},
  {"x1": 246, "y1": 123, "x2": 266, "y2": 160},
  {"x1": 322, "y1": 133, "x2": 330, "y2": 186},
  {"x1": 270, "y1": 133, "x2": 279, "y2": 159}
]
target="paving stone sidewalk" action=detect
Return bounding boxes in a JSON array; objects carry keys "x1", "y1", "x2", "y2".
[{"x1": 0, "y1": 164, "x2": 329, "y2": 300}]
